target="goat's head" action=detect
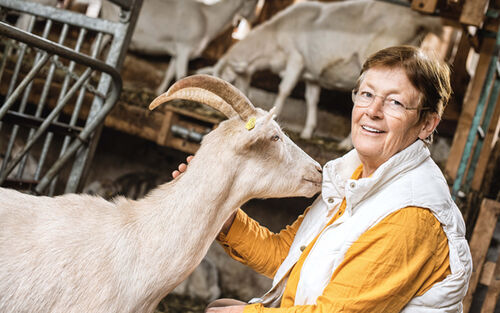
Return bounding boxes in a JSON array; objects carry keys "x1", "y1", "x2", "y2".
[{"x1": 149, "y1": 74, "x2": 322, "y2": 199}]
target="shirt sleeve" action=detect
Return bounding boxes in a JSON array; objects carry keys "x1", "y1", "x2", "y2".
[
  {"x1": 242, "y1": 207, "x2": 451, "y2": 313},
  {"x1": 217, "y1": 208, "x2": 309, "y2": 278}
]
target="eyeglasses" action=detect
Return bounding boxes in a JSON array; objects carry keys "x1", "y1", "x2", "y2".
[{"x1": 352, "y1": 89, "x2": 430, "y2": 118}]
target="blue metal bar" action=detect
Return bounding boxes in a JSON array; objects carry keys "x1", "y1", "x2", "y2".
[
  {"x1": 452, "y1": 29, "x2": 500, "y2": 199},
  {"x1": 464, "y1": 72, "x2": 500, "y2": 190}
]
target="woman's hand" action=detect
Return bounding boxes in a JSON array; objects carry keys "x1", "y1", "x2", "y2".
[
  {"x1": 206, "y1": 305, "x2": 245, "y2": 313},
  {"x1": 172, "y1": 155, "x2": 193, "y2": 179},
  {"x1": 220, "y1": 211, "x2": 237, "y2": 235}
]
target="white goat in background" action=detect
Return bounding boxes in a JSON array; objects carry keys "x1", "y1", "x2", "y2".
[
  {"x1": 211, "y1": 0, "x2": 443, "y2": 139},
  {"x1": 99, "y1": 0, "x2": 259, "y2": 94},
  {"x1": 16, "y1": 0, "x2": 258, "y2": 94},
  {"x1": 0, "y1": 74, "x2": 322, "y2": 313},
  {"x1": 14, "y1": 0, "x2": 70, "y2": 30}
]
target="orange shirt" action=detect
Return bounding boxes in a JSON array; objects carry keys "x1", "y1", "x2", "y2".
[{"x1": 218, "y1": 166, "x2": 451, "y2": 313}]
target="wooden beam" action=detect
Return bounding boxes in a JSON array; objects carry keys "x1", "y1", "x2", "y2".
[
  {"x1": 448, "y1": 29, "x2": 472, "y2": 116},
  {"x1": 480, "y1": 261, "x2": 497, "y2": 286},
  {"x1": 463, "y1": 198, "x2": 500, "y2": 313},
  {"x1": 472, "y1": 96, "x2": 500, "y2": 191},
  {"x1": 411, "y1": 0, "x2": 438, "y2": 14},
  {"x1": 480, "y1": 255, "x2": 500, "y2": 313},
  {"x1": 460, "y1": 0, "x2": 490, "y2": 27},
  {"x1": 104, "y1": 102, "x2": 163, "y2": 143},
  {"x1": 445, "y1": 38, "x2": 496, "y2": 182}
]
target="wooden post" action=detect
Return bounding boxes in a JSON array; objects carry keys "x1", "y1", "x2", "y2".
[
  {"x1": 411, "y1": 0, "x2": 438, "y2": 14},
  {"x1": 463, "y1": 199, "x2": 500, "y2": 313},
  {"x1": 480, "y1": 255, "x2": 500, "y2": 313},
  {"x1": 460, "y1": 0, "x2": 490, "y2": 27},
  {"x1": 445, "y1": 38, "x2": 496, "y2": 182},
  {"x1": 471, "y1": 97, "x2": 500, "y2": 191}
]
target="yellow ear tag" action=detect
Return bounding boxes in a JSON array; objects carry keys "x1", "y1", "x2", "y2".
[{"x1": 245, "y1": 117, "x2": 256, "y2": 130}]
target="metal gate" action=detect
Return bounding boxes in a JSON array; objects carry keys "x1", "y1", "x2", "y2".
[{"x1": 0, "y1": 0, "x2": 142, "y2": 195}]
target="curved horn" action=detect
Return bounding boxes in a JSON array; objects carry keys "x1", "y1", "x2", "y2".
[{"x1": 149, "y1": 74, "x2": 257, "y2": 121}]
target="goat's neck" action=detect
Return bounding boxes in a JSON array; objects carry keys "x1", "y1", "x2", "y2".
[
  {"x1": 202, "y1": 0, "x2": 244, "y2": 37},
  {"x1": 154, "y1": 162, "x2": 243, "y2": 238},
  {"x1": 129, "y1": 153, "x2": 246, "y2": 285}
]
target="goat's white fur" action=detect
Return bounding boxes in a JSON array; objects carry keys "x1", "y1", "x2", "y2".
[
  {"x1": 98, "y1": 0, "x2": 258, "y2": 94},
  {"x1": 210, "y1": 0, "x2": 443, "y2": 139},
  {"x1": 16, "y1": 0, "x2": 257, "y2": 95},
  {"x1": 0, "y1": 75, "x2": 322, "y2": 313}
]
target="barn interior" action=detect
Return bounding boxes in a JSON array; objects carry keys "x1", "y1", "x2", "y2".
[{"x1": 0, "y1": 0, "x2": 499, "y2": 312}]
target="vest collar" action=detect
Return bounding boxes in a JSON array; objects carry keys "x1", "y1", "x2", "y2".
[{"x1": 322, "y1": 140, "x2": 431, "y2": 211}]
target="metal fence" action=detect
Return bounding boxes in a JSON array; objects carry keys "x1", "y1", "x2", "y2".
[{"x1": 0, "y1": 0, "x2": 142, "y2": 195}]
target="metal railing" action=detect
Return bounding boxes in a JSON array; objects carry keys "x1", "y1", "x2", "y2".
[{"x1": 0, "y1": 0, "x2": 142, "y2": 195}]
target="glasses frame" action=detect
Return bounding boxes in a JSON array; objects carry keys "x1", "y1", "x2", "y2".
[{"x1": 351, "y1": 89, "x2": 431, "y2": 117}]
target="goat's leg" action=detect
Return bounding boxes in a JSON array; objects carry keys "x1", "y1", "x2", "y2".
[
  {"x1": 273, "y1": 51, "x2": 304, "y2": 116},
  {"x1": 15, "y1": 14, "x2": 32, "y2": 31},
  {"x1": 156, "y1": 57, "x2": 177, "y2": 95},
  {"x1": 175, "y1": 46, "x2": 191, "y2": 81},
  {"x1": 301, "y1": 82, "x2": 321, "y2": 139},
  {"x1": 155, "y1": 46, "x2": 191, "y2": 94}
]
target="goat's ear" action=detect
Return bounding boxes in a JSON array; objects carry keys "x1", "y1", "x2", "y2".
[
  {"x1": 265, "y1": 107, "x2": 277, "y2": 123},
  {"x1": 240, "y1": 112, "x2": 276, "y2": 150}
]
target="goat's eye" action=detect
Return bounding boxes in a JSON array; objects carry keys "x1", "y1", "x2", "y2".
[{"x1": 271, "y1": 135, "x2": 281, "y2": 141}]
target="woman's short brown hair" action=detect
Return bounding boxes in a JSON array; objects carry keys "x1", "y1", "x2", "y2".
[{"x1": 356, "y1": 45, "x2": 452, "y2": 120}]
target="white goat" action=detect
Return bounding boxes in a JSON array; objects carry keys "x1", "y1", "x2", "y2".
[
  {"x1": 99, "y1": 0, "x2": 258, "y2": 94},
  {"x1": 0, "y1": 74, "x2": 322, "y2": 313},
  {"x1": 14, "y1": 0, "x2": 70, "y2": 30},
  {"x1": 211, "y1": 0, "x2": 443, "y2": 139}
]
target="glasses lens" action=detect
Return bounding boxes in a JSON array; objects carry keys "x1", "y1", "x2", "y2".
[
  {"x1": 383, "y1": 98, "x2": 407, "y2": 118},
  {"x1": 352, "y1": 90, "x2": 411, "y2": 119},
  {"x1": 352, "y1": 90, "x2": 372, "y2": 107}
]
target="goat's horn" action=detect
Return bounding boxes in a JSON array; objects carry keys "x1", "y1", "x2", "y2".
[{"x1": 149, "y1": 74, "x2": 256, "y2": 121}]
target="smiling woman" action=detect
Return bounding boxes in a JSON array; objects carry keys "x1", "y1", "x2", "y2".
[
  {"x1": 350, "y1": 66, "x2": 441, "y2": 178},
  {"x1": 174, "y1": 46, "x2": 472, "y2": 313}
]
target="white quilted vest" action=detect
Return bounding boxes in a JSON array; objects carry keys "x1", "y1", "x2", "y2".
[{"x1": 250, "y1": 140, "x2": 472, "y2": 312}]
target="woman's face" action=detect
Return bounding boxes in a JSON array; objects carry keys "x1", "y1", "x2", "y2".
[{"x1": 351, "y1": 66, "x2": 436, "y2": 174}]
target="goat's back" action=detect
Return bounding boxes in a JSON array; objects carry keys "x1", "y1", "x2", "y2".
[
  {"x1": 230, "y1": 0, "x2": 441, "y2": 90},
  {"x1": 0, "y1": 188, "x2": 143, "y2": 313}
]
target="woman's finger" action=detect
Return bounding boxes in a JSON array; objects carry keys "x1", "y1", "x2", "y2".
[
  {"x1": 178, "y1": 163, "x2": 187, "y2": 172},
  {"x1": 172, "y1": 155, "x2": 193, "y2": 179},
  {"x1": 172, "y1": 170, "x2": 180, "y2": 179}
]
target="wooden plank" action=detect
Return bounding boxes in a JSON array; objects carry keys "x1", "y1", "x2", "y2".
[
  {"x1": 460, "y1": 0, "x2": 490, "y2": 27},
  {"x1": 156, "y1": 110, "x2": 174, "y2": 146},
  {"x1": 445, "y1": 38, "x2": 496, "y2": 182},
  {"x1": 165, "y1": 136, "x2": 200, "y2": 154},
  {"x1": 464, "y1": 199, "x2": 500, "y2": 313},
  {"x1": 480, "y1": 252, "x2": 500, "y2": 313},
  {"x1": 167, "y1": 105, "x2": 223, "y2": 125},
  {"x1": 472, "y1": 95, "x2": 500, "y2": 190},
  {"x1": 480, "y1": 128, "x2": 500, "y2": 199},
  {"x1": 411, "y1": 0, "x2": 438, "y2": 14},
  {"x1": 420, "y1": 26, "x2": 453, "y2": 61},
  {"x1": 447, "y1": 29, "x2": 472, "y2": 120},
  {"x1": 153, "y1": 105, "x2": 222, "y2": 154},
  {"x1": 480, "y1": 261, "x2": 497, "y2": 286},
  {"x1": 104, "y1": 102, "x2": 163, "y2": 143}
]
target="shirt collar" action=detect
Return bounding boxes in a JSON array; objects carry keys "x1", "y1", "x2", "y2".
[{"x1": 322, "y1": 140, "x2": 430, "y2": 210}]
